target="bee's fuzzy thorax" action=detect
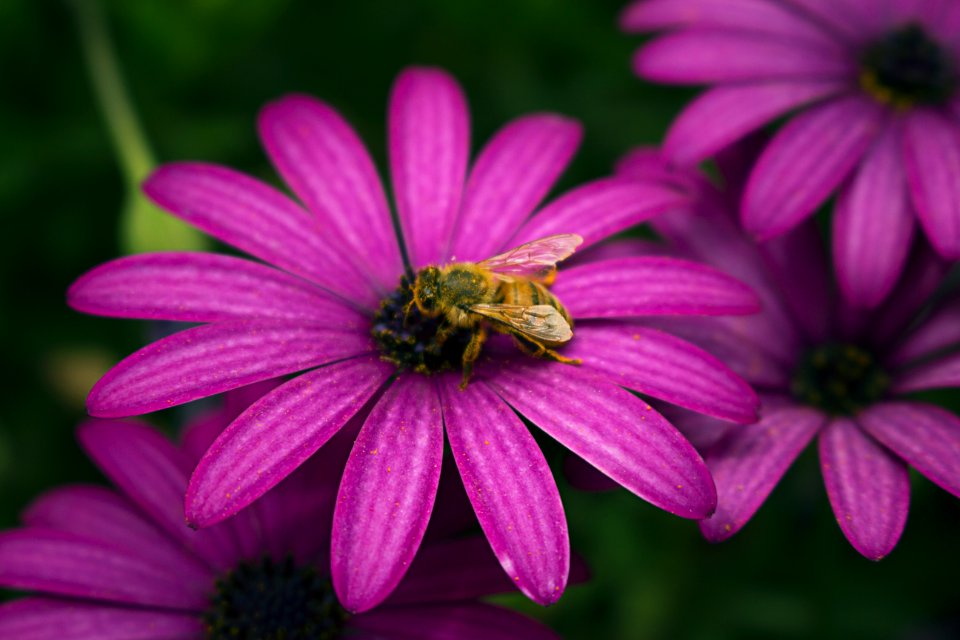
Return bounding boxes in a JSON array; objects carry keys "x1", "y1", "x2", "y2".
[{"x1": 372, "y1": 276, "x2": 472, "y2": 374}]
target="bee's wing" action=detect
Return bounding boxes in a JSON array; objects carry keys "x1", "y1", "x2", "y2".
[
  {"x1": 477, "y1": 234, "x2": 583, "y2": 282},
  {"x1": 469, "y1": 303, "x2": 573, "y2": 343}
]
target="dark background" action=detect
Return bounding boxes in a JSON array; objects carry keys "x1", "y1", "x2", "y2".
[{"x1": 1, "y1": 1, "x2": 958, "y2": 638}]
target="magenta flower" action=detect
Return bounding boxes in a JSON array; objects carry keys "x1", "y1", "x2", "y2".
[
  {"x1": 68, "y1": 67, "x2": 761, "y2": 611},
  {"x1": 0, "y1": 407, "x2": 563, "y2": 639},
  {"x1": 624, "y1": 0, "x2": 960, "y2": 307},
  {"x1": 617, "y1": 146, "x2": 960, "y2": 560}
]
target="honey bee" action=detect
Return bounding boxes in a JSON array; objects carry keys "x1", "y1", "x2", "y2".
[{"x1": 409, "y1": 233, "x2": 583, "y2": 389}]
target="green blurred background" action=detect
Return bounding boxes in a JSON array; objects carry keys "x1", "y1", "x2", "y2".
[{"x1": 1, "y1": 1, "x2": 958, "y2": 638}]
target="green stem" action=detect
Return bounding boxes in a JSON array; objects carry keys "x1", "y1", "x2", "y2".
[
  {"x1": 72, "y1": 0, "x2": 155, "y2": 184},
  {"x1": 70, "y1": 0, "x2": 207, "y2": 253}
]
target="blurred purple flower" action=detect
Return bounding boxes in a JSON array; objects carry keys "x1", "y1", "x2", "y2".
[
  {"x1": 624, "y1": 0, "x2": 960, "y2": 307},
  {"x1": 68, "y1": 67, "x2": 761, "y2": 610},
  {"x1": 616, "y1": 145, "x2": 960, "y2": 560},
  {"x1": 0, "y1": 397, "x2": 563, "y2": 639}
]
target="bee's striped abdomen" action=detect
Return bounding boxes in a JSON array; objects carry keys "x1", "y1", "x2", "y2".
[{"x1": 496, "y1": 279, "x2": 573, "y2": 329}]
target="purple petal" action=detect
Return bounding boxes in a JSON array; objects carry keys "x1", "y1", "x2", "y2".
[
  {"x1": 554, "y1": 257, "x2": 761, "y2": 319},
  {"x1": 894, "y1": 0, "x2": 957, "y2": 40},
  {"x1": 837, "y1": 299, "x2": 871, "y2": 341},
  {"x1": 742, "y1": 97, "x2": 884, "y2": 240},
  {"x1": 870, "y1": 246, "x2": 950, "y2": 344},
  {"x1": 180, "y1": 389, "x2": 281, "y2": 557},
  {"x1": 222, "y1": 379, "x2": 286, "y2": 421},
  {"x1": 422, "y1": 459, "x2": 479, "y2": 543},
  {"x1": 22, "y1": 486, "x2": 212, "y2": 584},
  {"x1": 646, "y1": 199, "x2": 811, "y2": 358},
  {"x1": 449, "y1": 114, "x2": 581, "y2": 262},
  {"x1": 566, "y1": 323, "x2": 758, "y2": 424},
  {"x1": 78, "y1": 420, "x2": 241, "y2": 570},
  {"x1": 485, "y1": 361, "x2": 716, "y2": 518},
  {"x1": 621, "y1": 0, "x2": 844, "y2": 48},
  {"x1": 389, "y1": 68, "x2": 470, "y2": 268},
  {"x1": 179, "y1": 410, "x2": 230, "y2": 466},
  {"x1": 634, "y1": 29, "x2": 852, "y2": 84},
  {"x1": 833, "y1": 124, "x2": 914, "y2": 308},
  {"x1": 644, "y1": 316, "x2": 793, "y2": 388},
  {"x1": 758, "y1": 220, "x2": 834, "y2": 343},
  {"x1": 22, "y1": 487, "x2": 149, "y2": 538},
  {"x1": 438, "y1": 376, "x2": 568, "y2": 605},
  {"x1": 818, "y1": 418, "x2": 910, "y2": 560},
  {"x1": 185, "y1": 356, "x2": 392, "y2": 528},
  {"x1": 68, "y1": 252, "x2": 362, "y2": 324},
  {"x1": 332, "y1": 375, "x2": 444, "y2": 612},
  {"x1": 903, "y1": 108, "x2": 960, "y2": 258},
  {"x1": 938, "y1": 2, "x2": 960, "y2": 42},
  {"x1": 567, "y1": 238, "x2": 674, "y2": 267},
  {"x1": 352, "y1": 603, "x2": 560, "y2": 640},
  {"x1": 712, "y1": 131, "x2": 768, "y2": 195},
  {"x1": 656, "y1": 403, "x2": 733, "y2": 453},
  {"x1": 700, "y1": 405, "x2": 824, "y2": 541},
  {"x1": 615, "y1": 147, "x2": 700, "y2": 190},
  {"x1": 860, "y1": 402, "x2": 960, "y2": 498},
  {"x1": 893, "y1": 350, "x2": 960, "y2": 393},
  {"x1": 257, "y1": 94, "x2": 402, "y2": 290},
  {"x1": 0, "y1": 598, "x2": 202, "y2": 640},
  {"x1": 88, "y1": 319, "x2": 374, "y2": 417},
  {"x1": 664, "y1": 81, "x2": 845, "y2": 166},
  {"x1": 888, "y1": 299, "x2": 960, "y2": 366},
  {"x1": 386, "y1": 537, "x2": 523, "y2": 605},
  {"x1": 783, "y1": 0, "x2": 881, "y2": 44},
  {"x1": 649, "y1": 191, "x2": 781, "y2": 304},
  {"x1": 248, "y1": 426, "x2": 357, "y2": 564},
  {"x1": 510, "y1": 178, "x2": 689, "y2": 252},
  {"x1": 143, "y1": 162, "x2": 378, "y2": 305},
  {"x1": 0, "y1": 529, "x2": 208, "y2": 610},
  {"x1": 178, "y1": 378, "x2": 286, "y2": 464}
]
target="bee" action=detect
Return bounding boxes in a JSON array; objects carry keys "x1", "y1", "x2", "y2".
[{"x1": 409, "y1": 233, "x2": 583, "y2": 389}]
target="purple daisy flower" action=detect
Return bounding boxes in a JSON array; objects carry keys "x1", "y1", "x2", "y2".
[
  {"x1": 0, "y1": 397, "x2": 564, "y2": 640},
  {"x1": 616, "y1": 145, "x2": 960, "y2": 560},
  {"x1": 624, "y1": 0, "x2": 960, "y2": 308},
  {"x1": 68, "y1": 66, "x2": 761, "y2": 611}
]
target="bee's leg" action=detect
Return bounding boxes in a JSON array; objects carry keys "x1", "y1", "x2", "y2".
[
  {"x1": 459, "y1": 325, "x2": 488, "y2": 390},
  {"x1": 512, "y1": 335, "x2": 581, "y2": 365},
  {"x1": 423, "y1": 321, "x2": 452, "y2": 356},
  {"x1": 542, "y1": 347, "x2": 581, "y2": 366},
  {"x1": 402, "y1": 299, "x2": 416, "y2": 326},
  {"x1": 540, "y1": 267, "x2": 558, "y2": 287},
  {"x1": 512, "y1": 335, "x2": 543, "y2": 357},
  {"x1": 433, "y1": 323, "x2": 455, "y2": 346}
]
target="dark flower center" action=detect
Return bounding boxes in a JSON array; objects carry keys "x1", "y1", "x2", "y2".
[
  {"x1": 205, "y1": 556, "x2": 347, "y2": 640},
  {"x1": 860, "y1": 23, "x2": 956, "y2": 107},
  {"x1": 791, "y1": 344, "x2": 889, "y2": 415},
  {"x1": 372, "y1": 276, "x2": 471, "y2": 374}
]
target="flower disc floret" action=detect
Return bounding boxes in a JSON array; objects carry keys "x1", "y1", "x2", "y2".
[
  {"x1": 206, "y1": 555, "x2": 346, "y2": 640},
  {"x1": 372, "y1": 276, "x2": 472, "y2": 374},
  {"x1": 791, "y1": 344, "x2": 890, "y2": 416},
  {"x1": 861, "y1": 23, "x2": 957, "y2": 108}
]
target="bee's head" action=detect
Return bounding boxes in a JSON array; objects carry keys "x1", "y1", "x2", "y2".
[{"x1": 412, "y1": 267, "x2": 443, "y2": 316}]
